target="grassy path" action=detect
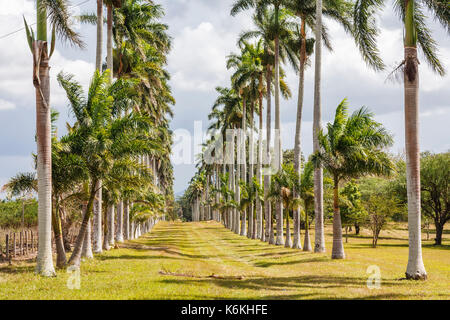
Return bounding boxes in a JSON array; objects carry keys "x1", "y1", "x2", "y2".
[{"x1": 0, "y1": 221, "x2": 449, "y2": 299}]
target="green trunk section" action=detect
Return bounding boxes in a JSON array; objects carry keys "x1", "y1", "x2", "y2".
[
  {"x1": 36, "y1": 0, "x2": 47, "y2": 42},
  {"x1": 404, "y1": 0, "x2": 416, "y2": 47}
]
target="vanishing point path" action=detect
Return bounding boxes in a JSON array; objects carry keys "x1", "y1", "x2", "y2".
[{"x1": 1, "y1": 221, "x2": 449, "y2": 299}]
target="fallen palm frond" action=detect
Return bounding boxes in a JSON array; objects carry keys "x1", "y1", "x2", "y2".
[{"x1": 159, "y1": 268, "x2": 244, "y2": 280}]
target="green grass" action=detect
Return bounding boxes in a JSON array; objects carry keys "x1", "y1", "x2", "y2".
[{"x1": 0, "y1": 221, "x2": 449, "y2": 299}]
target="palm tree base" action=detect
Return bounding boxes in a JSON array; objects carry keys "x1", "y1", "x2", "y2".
[
  {"x1": 331, "y1": 253, "x2": 345, "y2": 259},
  {"x1": 405, "y1": 272, "x2": 427, "y2": 280},
  {"x1": 303, "y1": 231, "x2": 312, "y2": 251},
  {"x1": 269, "y1": 235, "x2": 275, "y2": 245},
  {"x1": 285, "y1": 238, "x2": 293, "y2": 248},
  {"x1": 292, "y1": 240, "x2": 302, "y2": 250},
  {"x1": 35, "y1": 265, "x2": 56, "y2": 277},
  {"x1": 275, "y1": 236, "x2": 285, "y2": 246}
]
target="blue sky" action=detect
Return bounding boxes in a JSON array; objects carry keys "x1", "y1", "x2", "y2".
[{"x1": 0, "y1": 0, "x2": 449, "y2": 197}]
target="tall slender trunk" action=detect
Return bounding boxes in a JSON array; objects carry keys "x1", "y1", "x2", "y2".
[
  {"x1": 332, "y1": 177, "x2": 345, "y2": 259},
  {"x1": 303, "y1": 202, "x2": 312, "y2": 251},
  {"x1": 93, "y1": 180, "x2": 102, "y2": 253},
  {"x1": 69, "y1": 182, "x2": 97, "y2": 266},
  {"x1": 293, "y1": 17, "x2": 306, "y2": 250},
  {"x1": 106, "y1": 203, "x2": 115, "y2": 248},
  {"x1": 264, "y1": 65, "x2": 272, "y2": 242},
  {"x1": 234, "y1": 126, "x2": 240, "y2": 234},
  {"x1": 249, "y1": 103, "x2": 256, "y2": 239},
  {"x1": 285, "y1": 210, "x2": 292, "y2": 248},
  {"x1": 313, "y1": 0, "x2": 326, "y2": 253},
  {"x1": 404, "y1": 0, "x2": 426, "y2": 279},
  {"x1": 274, "y1": 25, "x2": 284, "y2": 246},
  {"x1": 115, "y1": 201, "x2": 124, "y2": 242},
  {"x1": 34, "y1": 1, "x2": 55, "y2": 276},
  {"x1": 124, "y1": 200, "x2": 130, "y2": 240},
  {"x1": 52, "y1": 200, "x2": 66, "y2": 268},
  {"x1": 257, "y1": 90, "x2": 264, "y2": 240},
  {"x1": 241, "y1": 99, "x2": 247, "y2": 237},
  {"x1": 81, "y1": 218, "x2": 93, "y2": 259},
  {"x1": 106, "y1": 4, "x2": 113, "y2": 81},
  {"x1": 102, "y1": 202, "x2": 110, "y2": 250},
  {"x1": 95, "y1": 0, "x2": 103, "y2": 71}
]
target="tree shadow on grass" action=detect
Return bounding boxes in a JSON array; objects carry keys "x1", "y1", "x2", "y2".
[
  {"x1": 351, "y1": 242, "x2": 450, "y2": 251},
  {"x1": 0, "y1": 265, "x2": 34, "y2": 275},
  {"x1": 158, "y1": 274, "x2": 408, "y2": 298},
  {"x1": 253, "y1": 256, "x2": 329, "y2": 268}
]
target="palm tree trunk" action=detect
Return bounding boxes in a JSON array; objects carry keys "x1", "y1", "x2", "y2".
[
  {"x1": 107, "y1": 4, "x2": 113, "y2": 81},
  {"x1": 264, "y1": 65, "x2": 272, "y2": 242},
  {"x1": 115, "y1": 201, "x2": 124, "y2": 242},
  {"x1": 95, "y1": 0, "x2": 103, "y2": 71},
  {"x1": 81, "y1": 218, "x2": 94, "y2": 259},
  {"x1": 257, "y1": 92, "x2": 264, "y2": 240},
  {"x1": 52, "y1": 200, "x2": 66, "y2": 268},
  {"x1": 303, "y1": 202, "x2": 312, "y2": 251},
  {"x1": 34, "y1": 1, "x2": 55, "y2": 276},
  {"x1": 107, "y1": 203, "x2": 115, "y2": 248},
  {"x1": 332, "y1": 177, "x2": 345, "y2": 259},
  {"x1": 293, "y1": 18, "x2": 306, "y2": 250},
  {"x1": 404, "y1": 0, "x2": 426, "y2": 279},
  {"x1": 69, "y1": 184, "x2": 97, "y2": 266},
  {"x1": 93, "y1": 180, "x2": 102, "y2": 253},
  {"x1": 249, "y1": 104, "x2": 256, "y2": 239},
  {"x1": 235, "y1": 126, "x2": 241, "y2": 235},
  {"x1": 313, "y1": 0, "x2": 326, "y2": 253},
  {"x1": 274, "y1": 31, "x2": 284, "y2": 246},
  {"x1": 241, "y1": 99, "x2": 247, "y2": 237},
  {"x1": 124, "y1": 200, "x2": 130, "y2": 240},
  {"x1": 103, "y1": 203, "x2": 110, "y2": 250},
  {"x1": 285, "y1": 210, "x2": 292, "y2": 248}
]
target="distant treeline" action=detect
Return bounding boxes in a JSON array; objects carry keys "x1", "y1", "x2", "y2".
[{"x1": 0, "y1": 199, "x2": 38, "y2": 229}]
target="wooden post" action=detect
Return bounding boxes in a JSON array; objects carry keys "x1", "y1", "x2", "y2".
[
  {"x1": 25, "y1": 231, "x2": 28, "y2": 255},
  {"x1": 32, "y1": 230, "x2": 34, "y2": 252},
  {"x1": 5, "y1": 234, "x2": 9, "y2": 260},
  {"x1": 13, "y1": 233, "x2": 16, "y2": 257},
  {"x1": 30, "y1": 231, "x2": 34, "y2": 253},
  {"x1": 19, "y1": 231, "x2": 23, "y2": 256}
]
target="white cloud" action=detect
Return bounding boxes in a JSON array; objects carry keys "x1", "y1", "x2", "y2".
[
  {"x1": 0, "y1": 99, "x2": 15, "y2": 110},
  {"x1": 169, "y1": 22, "x2": 236, "y2": 92}
]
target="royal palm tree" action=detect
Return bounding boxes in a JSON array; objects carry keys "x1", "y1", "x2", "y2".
[
  {"x1": 300, "y1": 159, "x2": 314, "y2": 251},
  {"x1": 233, "y1": 1, "x2": 300, "y2": 245},
  {"x1": 285, "y1": 0, "x2": 353, "y2": 249},
  {"x1": 312, "y1": 99, "x2": 394, "y2": 259},
  {"x1": 353, "y1": 0, "x2": 448, "y2": 281},
  {"x1": 24, "y1": 0, "x2": 84, "y2": 276},
  {"x1": 238, "y1": 8, "x2": 296, "y2": 242}
]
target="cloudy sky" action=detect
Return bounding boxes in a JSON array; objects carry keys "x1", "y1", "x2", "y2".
[{"x1": 0, "y1": 0, "x2": 449, "y2": 197}]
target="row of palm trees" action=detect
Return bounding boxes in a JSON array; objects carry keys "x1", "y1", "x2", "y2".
[
  {"x1": 19, "y1": 0, "x2": 174, "y2": 276},
  {"x1": 183, "y1": 0, "x2": 448, "y2": 280}
]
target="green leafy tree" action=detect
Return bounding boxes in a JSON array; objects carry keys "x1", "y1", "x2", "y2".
[{"x1": 339, "y1": 180, "x2": 367, "y2": 241}]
